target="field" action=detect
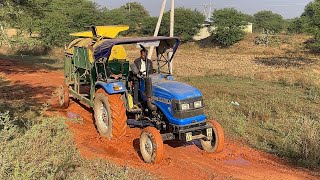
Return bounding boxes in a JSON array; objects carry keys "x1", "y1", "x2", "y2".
[{"x1": 0, "y1": 34, "x2": 319, "y2": 179}]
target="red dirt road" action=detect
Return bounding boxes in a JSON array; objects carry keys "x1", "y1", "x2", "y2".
[{"x1": 0, "y1": 59, "x2": 318, "y2": 180}]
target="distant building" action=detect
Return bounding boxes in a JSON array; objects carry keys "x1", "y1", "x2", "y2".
[{"x1": 193, "y1": 22, "x2": 253, "y2": 41}]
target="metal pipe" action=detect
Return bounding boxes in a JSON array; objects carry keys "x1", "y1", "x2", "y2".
[
  {"x1": 169, "y1": 0, "x2": 175, "y2": 74},
  {"x1": 147, "y1": 0, "x2": 167, "y2": 59}
]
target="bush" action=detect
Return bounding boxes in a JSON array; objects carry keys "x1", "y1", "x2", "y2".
[
  {"x1": 301, "y1": 0, "x2": 320, "y2": 52},
  {"x1": 254, "y1": 11, "x2": 285, "y2": 33},
  {"x1": 211, "y1": 8, "x2": 248, "y2": 47},
  {"x1": 287, "y1": 17, "x2": 304, "y2": 34},
  {"x1": 214, "y1": 28, "x2": 245, "y2": 47}
]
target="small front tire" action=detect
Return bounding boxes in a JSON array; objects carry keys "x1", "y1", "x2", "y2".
[
  {"x1": 200, "y1": 120, "x2": 224, "y2": 153},
  {"x1": 140, "y1": 127, "x2": 164, "y2": 164}
]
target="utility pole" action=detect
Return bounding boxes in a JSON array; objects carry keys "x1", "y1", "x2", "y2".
[
  {"x1": 147, "y1": 0, "x2": 167, "y2": 60},
  {"x1": 203, "y1": 0, "x2": 213, "y2": 22},
  {"x1": 128, "y1": 2, "x2": 131, "y2": 13},
  {"x1": 169, "y1": 0, "x2": 175, "y2": 74}
]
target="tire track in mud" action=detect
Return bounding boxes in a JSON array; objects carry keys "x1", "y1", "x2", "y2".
[{"x1": 0, "y1": 58, "x2": 318, "y2": 180}]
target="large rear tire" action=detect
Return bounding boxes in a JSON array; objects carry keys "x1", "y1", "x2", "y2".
[
  {"x1": 200, "y1": 120, "x2": 224, "y2": 153},
  {"x1": 140, "y1": 127, "x2": 164, "y2": 164},
  {"x1": 94, "y1": 89, "x2": 127, "y2": 139},
  {"x1": 58, "y1": 84, "x2": 69, "y2": 109}
]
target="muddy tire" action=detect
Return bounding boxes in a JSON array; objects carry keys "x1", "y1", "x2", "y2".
[
  {"x1": 200, "y1": 120, "x2": 224, "y2": 153},
  {"x1": 94, "y1": 89, "x2": 127, "y2": 139},
  {"x1": 140, "y1": 127, "x2": 164, "y2": 164},
  {"x1": 58, "y1": 84, "x2": 69, "y2": 109}
]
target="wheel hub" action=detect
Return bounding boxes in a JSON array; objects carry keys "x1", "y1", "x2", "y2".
[
  {"x1": 144, "y1": 137, "x2": 153, "y2": 155},
  {"x1": 99, "y1": 103, "x2": 109, "y2": 130}
]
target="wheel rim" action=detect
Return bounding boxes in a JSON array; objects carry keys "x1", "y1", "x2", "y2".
[
  {"x1": 98, "y1": 102, "x2": 109, "y2": 130},
  {"x1": 144, "y1": 137, "x2": 153, "y2": 156},
  {"x1": 141, "y1": 133, "x2": 154, "y2": 161}
]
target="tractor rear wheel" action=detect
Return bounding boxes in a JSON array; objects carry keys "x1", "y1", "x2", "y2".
[
  {"x1": 94, "y1": 89, "x2": 127, "y2": 139},
  {"x1": 200, "y1": 120, "x2": 224, "y2": 153},
  {"x1": 140, "y1": 127, "x2": 164, "y2": 164},
  {"x1": 58, "y1": 84, "x2": 69, "y2": 109}
]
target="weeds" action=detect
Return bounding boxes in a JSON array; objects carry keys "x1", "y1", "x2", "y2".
[{"x1": 0, "y1": 112, "x2": 152, "y2": 179}]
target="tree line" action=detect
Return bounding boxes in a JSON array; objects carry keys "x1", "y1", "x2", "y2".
[{"x1": 0, "y1": 0, "x2": 319, "y2": 50}]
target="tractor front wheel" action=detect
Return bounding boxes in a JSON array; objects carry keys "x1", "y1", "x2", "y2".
[
  {"x1": 94, "y1": 89, "x2": 127, "y2": 139},
  {"x1": 140, "y1": 127, "x2": 164, "y2": 164},
  {"x1": 58, "y1": 84, "x2": 70, "y2": 109},
  {"x1": 200, "y1": 120, "x2": 224, "y2": 153}
]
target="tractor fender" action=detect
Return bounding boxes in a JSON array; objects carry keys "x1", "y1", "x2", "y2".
[{"x1": 95, "y1": 81, "x2": 126, "y2": 95}]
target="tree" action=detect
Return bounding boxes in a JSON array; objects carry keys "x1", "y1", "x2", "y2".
[
  {"x1": 301, "y1": 0, "x2": 320, "y2": 40},
  {"x1": 156, "y1": 8, "x2": 205, "y2": 41},
  {"x1": 254, "y1": 11, "x2": 285, "y2": 33},
  {"x1": 287, "y1": 17, "x2": 304, "y2": 34},
  {"x1": 301, "y1": 0, "x2": 320, "y2": 51},
  {"x1": 100, "y1": 2, "x2": 149, "y2": 35},
  {"x1": 2, "y1": 0, "x2": 101, "y2": 46},
  {"x1": 211, "y1": 8, "x2": 248, "y2": 47}
]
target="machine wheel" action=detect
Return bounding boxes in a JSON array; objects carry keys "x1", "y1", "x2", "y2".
[
  {"x1": 140, "y1": 127, "x2": 164, "y2": 164},
  {"x1": 200, "y1": 120, "x2": 224, "y2": 153},
  {"x1": 58, "y1": 84, "x2": 69, "y2": 109},
  {"x1": 94, "y1": 89, "x2": 127, "y2": 139}
]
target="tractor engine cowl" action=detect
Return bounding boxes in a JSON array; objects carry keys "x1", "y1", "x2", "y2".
[{"x1": 152, "y1": 80, "x2": 206, "y2": 126}]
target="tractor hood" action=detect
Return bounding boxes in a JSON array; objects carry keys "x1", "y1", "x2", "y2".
[{"x1": 153, "y1": 81, "x2": 202, "y2": 100}]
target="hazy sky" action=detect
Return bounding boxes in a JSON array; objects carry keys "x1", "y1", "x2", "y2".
[{"x1": 94, "y1": 0, "x2": 312, "y2": 19}]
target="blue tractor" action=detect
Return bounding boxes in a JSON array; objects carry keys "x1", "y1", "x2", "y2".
[{"x1": 60, "y1": 33, "x2": 224, "y2": 164}]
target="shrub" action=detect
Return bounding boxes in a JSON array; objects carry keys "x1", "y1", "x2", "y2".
[
  {"x1": 254, "y1": 10, "x2": 285, "y2": 33},
  {"x1": 0, "y1": 112, "x2": 152, "y2": 179},
  {"x1": 214, "y1": 27, "x2": 245, "y2": 47},
  {"x1": 211, "y1": 8, "x2": 248, "y2": 47},
  {"x1": 287, "y1": 17, "x2": 304, "y2": 34},
  {"x1": 301, "y1": 0, "x2": 320, "y2": 52}
]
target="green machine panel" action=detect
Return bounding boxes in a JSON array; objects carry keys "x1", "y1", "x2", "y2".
[{"x1": 73, "y1": 47, "x2": 92, "y2": 70}]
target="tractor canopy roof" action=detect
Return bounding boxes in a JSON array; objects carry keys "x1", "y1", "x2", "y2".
[{"x1": 93, "y1": 36, "x2": 180, "y2": 61}]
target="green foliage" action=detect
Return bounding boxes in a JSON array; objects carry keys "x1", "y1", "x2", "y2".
[
  {"x1": 212, "y1": 8, "x2": 248, "y2": 28},
  {"x1": 157, "y1": 8, "x2": 205, "y2": 41},
  {"x1": 214, "y1": 28, "x2": 245, "y2": 47},
  {"x1": 254, "y1": 10, "x2": 285, "y2": 33},
  {"x1": 211, "y1": 8, "x2": 247, "y2": 47},
  {"x1": 100, "y1": 2, "x2": 149, "y2": 35},
  {"x1": 140, "y1": 16, "x2": 158, "y2": 36},
  {"x1": 287, "y1": 17, "x2": 304, "y2": 34},
  {"x1": 2, "y1": 0, "x2": 101, "y2": 47},
  {"x1": 301, "y1": 0, "x2": 320, "y2": 52}
]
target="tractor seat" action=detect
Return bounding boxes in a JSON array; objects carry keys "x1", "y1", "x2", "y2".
[{"x1": 108, "y1": 59, "x2": 130, "y2": 77}]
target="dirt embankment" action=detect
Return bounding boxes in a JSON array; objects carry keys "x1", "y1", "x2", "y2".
[{"x1": 0, "y1": 59, "x2": 318, "y2": 180}]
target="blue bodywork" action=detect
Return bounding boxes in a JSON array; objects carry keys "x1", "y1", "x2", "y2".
[
  {"x1": 141, "y1": 74, "x2": 206, "y2": 126},
  {"x1": 95, "y1": 81, "x2": 126, "y2": 94}
]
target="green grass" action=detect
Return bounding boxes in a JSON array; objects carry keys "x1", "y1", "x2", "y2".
[
  {"x1": 182, "y1": 75, "x2": 320, "y2": 170},
  {"x1": 0, "y1": 112, "x2": 153, "y2": 180}
]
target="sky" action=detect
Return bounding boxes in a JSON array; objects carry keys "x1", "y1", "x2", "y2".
[{"x1": 94, "y1": 0, "x2": 312, "y2": 19}]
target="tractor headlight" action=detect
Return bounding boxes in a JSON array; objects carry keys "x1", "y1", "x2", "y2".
[
  {"x1": 194, "y1": 101, "x2": 202, "y2": 108},
  {"x1": 181, "y1": 103, "x2": 190, "y2": 111}
]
